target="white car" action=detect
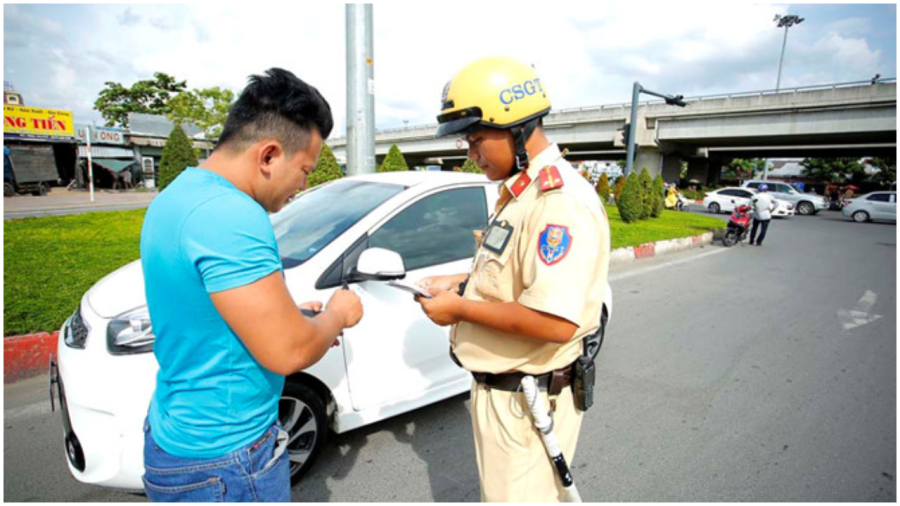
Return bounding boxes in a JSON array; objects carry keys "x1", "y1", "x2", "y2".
[
  {"x1": 50, "y1": 171, "x2": 613, "y2": 491},
  {"x1": 702, "y1": 187, "x2": 793, "y2": 218},
  {"x1": 841, "y1": 191, "x2": 897, "y2": 223},
  {"x1": 741, "y1": 180, "x2": 827, "y2": 215}
]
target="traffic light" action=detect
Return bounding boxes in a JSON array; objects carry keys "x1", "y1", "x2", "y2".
[{"x1": 620, "y1": 123, "x2": 631, "y2": 146}]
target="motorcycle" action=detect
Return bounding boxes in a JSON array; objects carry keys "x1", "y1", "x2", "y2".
[{"x1": 722, "y1": 201, "x2": 753, "y2": 247}]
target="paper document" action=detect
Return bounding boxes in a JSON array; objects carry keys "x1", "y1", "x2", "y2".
[{"x1": 387, "y1": 279, "x2": 433, "y2": 299}]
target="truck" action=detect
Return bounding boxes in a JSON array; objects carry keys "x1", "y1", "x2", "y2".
[{"x1": 4, "y1": 144, "x2": 59, "y2": 196}]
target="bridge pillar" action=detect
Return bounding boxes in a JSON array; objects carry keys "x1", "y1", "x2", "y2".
[
  {"x1": 661, "y1": 154, "x2": 682, "y2": 183},
  {"x1": 633, "y1": 148, "x2": 663, "y2": 177},
  {"x1": 686, "y1": 158, "x2": 709, "y2": 185}
]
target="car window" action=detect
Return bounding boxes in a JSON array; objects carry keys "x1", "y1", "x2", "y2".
[
  {"x1": 272, "y1": 180, "x2": 405, "y2": 268},
  {"x1": 736, "y1": 190, "x2": 753, "y2": 198},
  {"x1": 746, "y1": 182, "x2": 760, "y2": 189},
  {"x1": 867, "y1": 193, "x2": 891, "y2": 202},
  {"x1": 719, "y1": 189, "x2": 738, "y2": 197},
  {"x1": 369, "y1": 187, "x2": 488, "y2": 271}
]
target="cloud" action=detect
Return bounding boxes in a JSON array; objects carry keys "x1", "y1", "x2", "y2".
[{"x1": 117, "y1": 7, "x2": 141, "y2": 27}]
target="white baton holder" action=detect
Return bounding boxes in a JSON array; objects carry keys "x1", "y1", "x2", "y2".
[{"x1": 522, "y1": 376, "x2": 582, "y2": 503}]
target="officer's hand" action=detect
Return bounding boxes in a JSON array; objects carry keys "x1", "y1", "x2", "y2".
[
  {"x1": 417, "y1": 274, "x2": 464, "y2": 293},
  {"x1": 416, "y1": 288, "x2": 463, "y2": 326},
  {"x1": 326, "y1": 289, "x2": 363, "y2": 329}
]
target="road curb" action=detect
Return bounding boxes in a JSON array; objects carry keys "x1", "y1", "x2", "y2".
[
  {"x1": 610, "y1": 231, "x2": 715, "y2": 265},
  {"x1": 4, "y1": 331, "x2": 59, "y2": 383}
]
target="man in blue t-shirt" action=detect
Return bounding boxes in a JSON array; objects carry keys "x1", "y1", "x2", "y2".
[{"x1": 140, "y1": 68, "x2": 363, "y2": 502}]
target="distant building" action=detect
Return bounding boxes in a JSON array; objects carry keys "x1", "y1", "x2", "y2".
[
  {"x1": 126, "y1": 113, "x2": 214, "y2": 188},
  {"x1": 4, "y1": 81, "x2": 24, "y2": 106}
]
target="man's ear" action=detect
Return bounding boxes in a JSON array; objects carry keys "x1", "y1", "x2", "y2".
[{"x1": 257, "y1": 141, "x2": 283, "y2": 177}]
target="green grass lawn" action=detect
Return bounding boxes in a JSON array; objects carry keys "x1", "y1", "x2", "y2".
[
  {"x1": 606, "y1": 205, "x2": 725, "y2": 250},
  {"x1": 4, "y1": 210, "x2": 145, "y2": 336},
  {"x1": 3, "y1": 205, "x2": 724, "y2": 336}
]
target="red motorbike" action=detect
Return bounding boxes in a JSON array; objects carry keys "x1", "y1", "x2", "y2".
[{"x1": 722, "y1": 203, "x2": 753, "y2": 247}]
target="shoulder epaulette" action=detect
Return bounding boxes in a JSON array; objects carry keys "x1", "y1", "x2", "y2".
[{"x1": 538, "y1": 165, "x2": 564, "y2": 192}]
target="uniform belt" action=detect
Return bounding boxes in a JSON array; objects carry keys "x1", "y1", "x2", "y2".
[{"x1": 451, "y1": 348, "x2": 573, "y2": 395}]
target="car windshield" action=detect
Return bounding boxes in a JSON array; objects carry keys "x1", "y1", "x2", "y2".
[{"x1": 271, "y1": 180, "x2": 405, "y2": 268}]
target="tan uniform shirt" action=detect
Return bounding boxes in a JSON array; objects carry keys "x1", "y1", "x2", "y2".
[{"x1": 451, "y1": 144, "x2": 610, "y2": 375}]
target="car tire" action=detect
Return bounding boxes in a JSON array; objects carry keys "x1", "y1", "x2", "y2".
[
  {"x1": 279, "y1": 381, "x2": 329, "y2": 486},
  {"x1": 709, "y1": 202, "x2": 720, "y2": 214},
  {"x1": 797, "y1": 201, "x2": 814, "y2": 215},
  {"x1": 852, "y1": 210, "x2": 870, "y2": 223},
  {"x1": 4, "y1": 182, "x2": 14, "y2": 197}
]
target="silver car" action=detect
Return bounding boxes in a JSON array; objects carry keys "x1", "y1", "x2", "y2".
[
  {"x1": 741, "y1": 180, "x2": 828, "y2": 215},
  {"x1": 842, "y1": 191, "x2": 897, "y2": 223}
]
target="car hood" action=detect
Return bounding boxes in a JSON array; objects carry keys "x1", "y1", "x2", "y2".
[{"x1": 86, "y1": 260, "x2": 147, "y2": 318}]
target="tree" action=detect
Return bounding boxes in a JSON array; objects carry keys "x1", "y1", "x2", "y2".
[
  {"x1": 867, "y1": 157, "x2": 896, "y2": 189},
  {"x1": 616, "y1": 172, "x2": 643, "y2": 223},
  {"x1": 651, "y1": 175, "x2": 665, "y2": 217},
  {"x1": 456, "y1": 159, "x2": 481, "y2": 174},
  {"x1": 639, "y1": 168, "x2": 653, "y2": 219},
  {"x1": 800, "y1": 158, "x2": 865, "y2": 183},
  {"x1": 723, "y1": 158, "x2": 765, "y2": 180},
  {"x1": 613, "y1": 175, "x2": 627, "y2": 201},
  {"x1": 157, "y1": 125, "x2": 198, "y2": 191},
  {"x1": 308, "y1": 143, "x2": 343, "y2": 188},
  {"x1": 168, "y1": 87, "x2": 236, "y2": 139},
  {"x1": 596, "y1": 173, "x2": 610, "y2": 203},
  {"x1": 378, "y1": 144, "x2": 409, "y2": 172},
  {"x1": 94, "y1": 72, "x2": 188, "y2": 128}
]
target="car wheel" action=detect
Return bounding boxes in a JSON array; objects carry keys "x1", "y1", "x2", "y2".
[
  {"x1": 4, "y1": 183, "x2": 14, "y2": 197},
  {"x1": 708, "y1": 202, "x2": 720, "y2": 214},
  {"x1": 279, "y1": 381, "x2": 328, "y2": 486},
  {"x1": 797, "y1": 201, "x2": 814, "y2": 215},
  {"x1": 852, "y1": 210, "x2": 870, "y2": 223}
]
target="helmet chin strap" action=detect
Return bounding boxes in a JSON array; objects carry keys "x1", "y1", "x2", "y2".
[{"x1": 509, "y1": 118, "x2": 539, "y2": 177}]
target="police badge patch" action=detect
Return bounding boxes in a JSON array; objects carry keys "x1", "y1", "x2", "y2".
[{"x1": 538, "y1": 224, "x2": 572, "y2": 266}]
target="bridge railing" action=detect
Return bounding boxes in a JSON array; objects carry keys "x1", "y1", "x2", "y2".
[{"x1": 332, "y1": 78, "x2": 896, "y2": 141}]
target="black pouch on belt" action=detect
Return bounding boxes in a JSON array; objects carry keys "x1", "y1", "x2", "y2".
[{"x1": 573, "y1": 355, "x2": 595, "y2": 411}]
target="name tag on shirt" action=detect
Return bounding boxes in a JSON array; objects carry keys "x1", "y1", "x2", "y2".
[{"x1": 483, "y1": 220, "x2": 514, "y2": 255}]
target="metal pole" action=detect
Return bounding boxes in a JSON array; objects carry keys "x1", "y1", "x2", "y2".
[
  {"x1": 624, "y1": 82, "x2": 640, "y2": 177},
  {"x1": 86, "y1": 126, "x2": 94, "y2": 202},
  {"x1": 345, "y1": 4, "x2": 375, "y2": 176},
  {"x1": 775, "y1": 25, "x2": 789, "y2": 91}
]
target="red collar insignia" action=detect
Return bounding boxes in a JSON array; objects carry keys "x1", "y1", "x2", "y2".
[
  {"x1": 539, "y1": 165, "x2": 564, "y2": 192},
  {"x1": 510, "y1": 172, "x2": 532, "y2": 198}
]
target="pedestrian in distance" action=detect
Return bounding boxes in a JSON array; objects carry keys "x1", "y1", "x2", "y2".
[
  {"x1": 139, "y1": 68, "x2": 363, "y2": 502},
  {"x1": 749, "y1": 183, "x2": 777, "y2": 246},
  {"x1": 415, "y1": 56, "x2": 611, "y2": 502}
]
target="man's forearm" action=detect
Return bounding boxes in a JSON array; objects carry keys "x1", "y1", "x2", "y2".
[
  {"x1": 456, "y1": 299, "x2": 577, "y2": 343},
  {"x1": 292, "y1": 310, "x2": 344, "y2": 372}
]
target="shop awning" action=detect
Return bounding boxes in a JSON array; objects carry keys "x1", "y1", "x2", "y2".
[
  {"x1": 77, "y1": 145, "x2": 135, "y2": 158},
  {"x1": 92, "y1": 158, "x2": 137, "y2": 173}
]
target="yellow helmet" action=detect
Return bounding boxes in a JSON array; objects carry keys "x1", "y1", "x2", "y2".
[{"x1": 436, "y1": 56, "x2": 551, "y2": 139}]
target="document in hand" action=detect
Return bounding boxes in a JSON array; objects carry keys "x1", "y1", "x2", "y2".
[{"x1": 387, "y1": 279, "x2": 433, "y2": 299}]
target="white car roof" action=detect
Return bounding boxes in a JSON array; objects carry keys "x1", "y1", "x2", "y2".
[
  {"x1": 716, "y1": 186, "x2": 757, "y2": 193},
  {"x1": 344, "y1": 171, "x2": 491, "y2": 188}
]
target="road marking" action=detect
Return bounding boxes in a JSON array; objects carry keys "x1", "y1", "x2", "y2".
[
  {"x1": 610, "y1": 248, "x2": 730, "y2": 282},
  {"x1": 838, "y1": 290, "x2": 882, "y2": 330}
]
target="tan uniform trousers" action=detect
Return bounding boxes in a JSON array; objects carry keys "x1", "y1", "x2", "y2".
[{"x1": 470, "y1": 380, "x2": 583, "y2": 502}]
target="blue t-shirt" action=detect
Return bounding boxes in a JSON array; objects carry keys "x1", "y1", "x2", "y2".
[{"x1": 141, "y1": 167, "x2": 284, "y2": 458}]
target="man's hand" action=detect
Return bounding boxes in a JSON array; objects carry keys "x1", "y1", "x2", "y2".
[
  {"x1": 416, "y1": 288, "x2": 464, "y2": 326},
  {"x1": 417, "y1": 274, "x2": 468, "y2": 294},
  {"x1": 325, "y1": 289, "x2": 363, "y2": 328}
]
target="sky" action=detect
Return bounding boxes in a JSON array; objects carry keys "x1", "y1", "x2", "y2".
[{"x1": 3, "y1": 2, "x2": 896, "y2": 138}]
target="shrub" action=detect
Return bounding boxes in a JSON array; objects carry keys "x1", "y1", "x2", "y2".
[
  {"x1": 613, "y1": 175, "x2": 627, "y2": 201},
  {"x1": 616, "y1": 172, "x2": 643, "y2": 223},
  {"x1": 377, "y1": 143, "x2": 409, "y2": 172},
  {"x1": 308, "y1": 143, "x2": 343, "y2": 188},
  {"x1": 157, "y1": 124, "x2": 198, "y2": 191},
  {"x1": 651, "y1": 175, "x2": 665, "y2": 217},
  {"x1": 456, "y1": 158, "x2": 481, "y2": 174},
  {"x1": 596, "y1": 173, "x2": 610, "y2": 203},
  {"x1": 639, "y1": 168, "x2": 653, "y2": 219}
]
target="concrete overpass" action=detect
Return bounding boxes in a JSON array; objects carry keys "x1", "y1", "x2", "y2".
[{"x1": 330, "y1": 79, "x2": 896, "y2": 184}]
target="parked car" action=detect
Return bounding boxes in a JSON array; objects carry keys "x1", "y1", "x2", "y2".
[
  {"x1": 50, "y1": 171, "x2": 614, "y2": 491},
  {"x1": 841, "y1": 191, "x2": 897, "y2": 223},
  {"x1": 741, "y1": 180, "x2": 827, "y2": 215},
  {"x1": 702, "y1": 187, "x2": 793, "y2": 218}
]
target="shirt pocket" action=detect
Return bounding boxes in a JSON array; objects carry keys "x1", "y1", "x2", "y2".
[{"x1": 473, "y1": 243, "x2": 515, "y2": 302}]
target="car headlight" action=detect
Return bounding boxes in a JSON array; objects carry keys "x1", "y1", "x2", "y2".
[
  {"x1": 106, "y1": 307, "x2": 154, "y2": 355},
  {"x1": 64, "y1": 304, "x2": 89, "y2": 349}
]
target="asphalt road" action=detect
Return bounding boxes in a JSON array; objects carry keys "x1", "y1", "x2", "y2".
[{"x1": 4, "y1": 209, "x2": 895, "y2": 501}]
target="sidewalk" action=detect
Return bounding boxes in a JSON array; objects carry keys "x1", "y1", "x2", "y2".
[{"x1": 4, "y1": 187, "x2": 158, "y2": 219}]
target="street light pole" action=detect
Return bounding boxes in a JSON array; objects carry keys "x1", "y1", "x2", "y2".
[
  {"x1": 623, "y1": 82, "x2": 686, "y2": 177},
  {"x1": 774, "y1": 14, "x2": 804, "y2": 92},
  {"x1": 346, "y1": 4, "x2": 375, "y2": 176}
]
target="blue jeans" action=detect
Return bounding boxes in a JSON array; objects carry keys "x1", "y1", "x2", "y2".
[{"x1": 143, "y1": 419, "x2": 290, "y2": 502}]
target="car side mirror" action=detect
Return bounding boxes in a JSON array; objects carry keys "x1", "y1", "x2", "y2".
[{"x1": 351, "y1": 248, "x2": 406, "y2": 282}]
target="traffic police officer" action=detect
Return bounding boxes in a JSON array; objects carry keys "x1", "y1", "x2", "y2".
[{"x1": 416, "y1": 57, "x2": 611, "y2": 502}]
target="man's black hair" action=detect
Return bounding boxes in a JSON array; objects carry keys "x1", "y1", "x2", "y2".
[{"x1": 216, "y1": 68, "x2": 333, "y2": 155}]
